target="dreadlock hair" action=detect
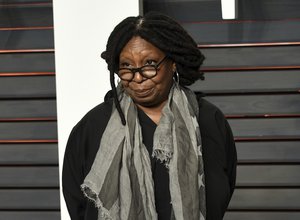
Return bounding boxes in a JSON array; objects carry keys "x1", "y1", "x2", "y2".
[{"x1": 101, "y1": 12, "x2": 205, "y2": 125}]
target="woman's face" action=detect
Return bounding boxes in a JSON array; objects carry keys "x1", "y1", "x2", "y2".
[{"x1": 119, "y1": 36, "x2": 175, "y2": 108}]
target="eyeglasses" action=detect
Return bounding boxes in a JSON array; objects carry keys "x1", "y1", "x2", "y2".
[{"x1": 117, "y1": 56, "x2": 168, "y2": 81}]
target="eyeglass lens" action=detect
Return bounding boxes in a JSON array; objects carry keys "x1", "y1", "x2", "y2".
[{"x1": 118, "y1": 56, "x2": 167, "y2": 81}]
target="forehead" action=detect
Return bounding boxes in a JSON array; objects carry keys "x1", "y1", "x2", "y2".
[{"x1": 120, "y1": 36, "x2": 165, "y2": 58}]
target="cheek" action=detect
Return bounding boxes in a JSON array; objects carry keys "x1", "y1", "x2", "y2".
[
  {"x1": 121, "y1": 81, "x2": 128, "y2": 87},
  {"x1": 121, "y1": 81, "x2": 140, "y2": 96},
  {"x1": 154, "y1": 73, "x2": 174, "y2": 91},
  {"x1": 121, "y1": 81, "x2": 131, "y2": 92},
  {"x1": 160, "y1": 79, "x2": 174, "y2": 95}
]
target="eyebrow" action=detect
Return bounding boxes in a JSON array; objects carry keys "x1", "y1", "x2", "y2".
[{"x1": 119, "y1": 55, "x2": 160, "y2": 64}]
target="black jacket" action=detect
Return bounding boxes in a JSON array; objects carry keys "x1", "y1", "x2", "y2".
[{"x1": 62, "y1": 92, "x2": 237, "y2": 220}]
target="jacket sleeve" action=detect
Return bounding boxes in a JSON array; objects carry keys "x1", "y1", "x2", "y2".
[
  {"x1": 62, "y1": 101, "x2": 112, "y2": 220},
  {"x1": 224, "y1": 118, "x2": 237, "y2": 197},
  {"x1": 62, "y1": 124, "x2": 87, "y2": 220},
  {"x1": 215, "y1": 107, "x2": 237, "y2": 198},
  {"x1": 198, "y1": 96, "x2": 237, "y2": 197}
]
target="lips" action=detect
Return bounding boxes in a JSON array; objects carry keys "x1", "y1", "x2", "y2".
[{"x1": 133, "y1": 88, "x2": 154, "y2": 97}]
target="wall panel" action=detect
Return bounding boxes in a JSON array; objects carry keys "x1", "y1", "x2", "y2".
[
  {"x1": 0, "y1": 99, "x2": 57, "y2": 118},
  {"x1": 0, "y1": 29, "x2": 54, "y2": 50},
  {"x1": 0, "y1": 4, "x2": 53, "y2": 27},
  {"x1": 0, "y1": 1, "x2": 59, "y2": 218},
  {"x1": 0, "y1": 53, "x2": 55, "y2": 72},
  {"x1": 0, "y1": 189, "x2": 60, "y2": 209},
  {"x1": 205, "y1": 95, "x2": 300, "y2": 115},
  {"x1": 0, "y1": 76, "x2": 56, "y2": 98},
  {"x1": 224, "y1": 212, "x2": 300, "y2": 220},
  {"x1": 0, "y1": 167, "x2": 59, "y2": 187},
  {"x1": 229, "y1": 189, "x2": 300, "y2": 209},
  {"x1": 0, "y1": 143, "x2": 58, "y2": 164},
  {"x1": 0, "y1": 122, "x2": 57, "y2": 140},
  {"x1": 236, "y1": 141, "x2": 300, "y2": 163},
  {"x1": 183, "y1": 20, "x2": 300, "y2": 44},
  {"x1": 190, "y1": 70, "x2": 300, "y2": 93},
  {"x1": 0, "y1": 212, "x2": 60, "y2": 220}
]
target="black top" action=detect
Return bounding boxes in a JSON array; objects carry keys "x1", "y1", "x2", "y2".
[
  {"x1": 137, "y1": 108, "x2": 172, "y2": 220},
  {"x1": 62, "y1": 92, "x2": 237, "y2": 220}
]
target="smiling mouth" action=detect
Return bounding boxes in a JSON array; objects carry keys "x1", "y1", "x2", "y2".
[{"x1": 133, "y1": 88, "x2": 154, "y2": 97}]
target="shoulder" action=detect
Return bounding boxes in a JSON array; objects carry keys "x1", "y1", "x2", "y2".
[
  {"x1": 70, "y1": 91, "x2": 114, "y2": 137},
  {"x1": 77, "y1": 100, "x2": 112, "y2": 129},
  {"x1": 196, "y1": 96, "x2": 236, "y2": 166},
  {"x1": 197, "y1": 96, "x2": 228, "y2": 139},
  {"x1": 71, "y1": 100, "x2": 112, "y2": 138},
  {"x1": 65, "y1": 94, "x2": 113, "y2": 174},
  {"x1": 197, "y1": 97, "x2": 222, "y2": 116}
]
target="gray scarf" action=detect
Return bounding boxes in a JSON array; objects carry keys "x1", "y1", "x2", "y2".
[{"x1": 81, "y1": 84, "x2": 206, "y2": 220}]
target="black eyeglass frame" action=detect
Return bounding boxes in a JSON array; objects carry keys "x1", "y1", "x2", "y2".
[{"x1": 117, "y1": 56, "x2": 168, "y2": 81}]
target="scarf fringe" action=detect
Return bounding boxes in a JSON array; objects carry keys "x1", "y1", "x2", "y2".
[
  {"x1": 152, "y1": 149, "x2": 173, "y2": 169},
  {"x1": 81, "y1": 184, "x2": 113, "y2": 219}
]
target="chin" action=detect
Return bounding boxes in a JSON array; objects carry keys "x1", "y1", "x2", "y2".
[
  {"x1": 133, "y1": 98, "x2": 156, "y2": 107},
  {"x1": 130, "y1": 92, "x2": 156, "y2": 106},
  {"x1": 133, "y1": 96, "x2": 167, "y2": 108}
]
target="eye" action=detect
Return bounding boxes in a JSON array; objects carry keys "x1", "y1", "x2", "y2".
[
  {"x1": 145, "y1": 59, "x2": 157, "y2": 66},
  {"x1": 119, "y1": 62, "x2": 132, "y2": 68}
]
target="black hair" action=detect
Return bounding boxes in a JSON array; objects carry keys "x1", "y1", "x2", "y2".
[{"x1": 101, "y1": 12, "x2": 205, "y2": 125}]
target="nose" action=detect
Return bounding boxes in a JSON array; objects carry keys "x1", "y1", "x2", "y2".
[{"x1": 132, "y1": 71, "x2": 144, "y2": 83}]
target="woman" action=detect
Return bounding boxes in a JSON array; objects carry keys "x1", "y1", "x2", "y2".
[{"x1": 63, "y1": 12, "x2": 237, "y2": 220}]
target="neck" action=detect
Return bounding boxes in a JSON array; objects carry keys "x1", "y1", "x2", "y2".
[{"x1": 137, "y1": 100, "x2": 167, "y2": 125}]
